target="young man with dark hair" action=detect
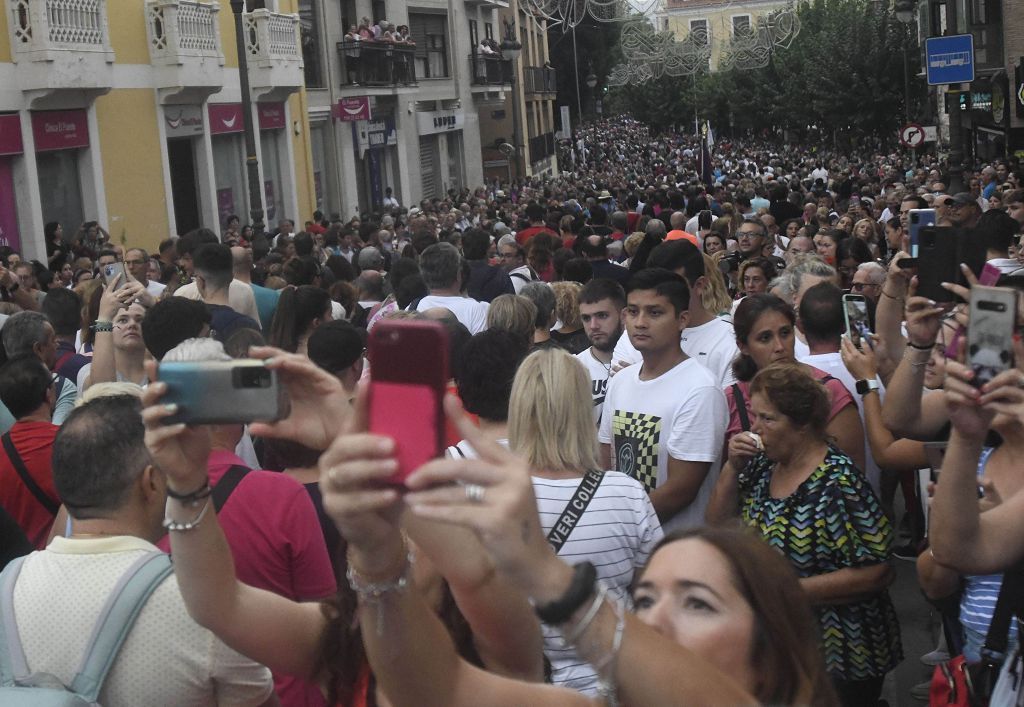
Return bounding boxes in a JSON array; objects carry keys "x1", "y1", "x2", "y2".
[
  {"x1": 514, "y1": 203, "x2": 558, "y2": 246},
  {"x1": 141, "y1": 297, "x2": 212, "y2": 361},
  {"x1": 576, "y1": 278, "x2": 625, "y2": 425},
  {"x1": 599, "y1": 268, "x2": 728, "y2": 530},
  {"x1": 462, "y1": 228, "x2": 514, "y2": 303},
  {"x1": 0, "y1": 356, "x2": 59, "y2": 548},
  {"x1": 191, "y1": 244, "x2": 259, "y2": 344},
  {"x1": 613, "y1": 240, "x2": 738, "y2": 387},
  {"x1": 41, "y1": 287, "x2": 89, "y2": 381}
]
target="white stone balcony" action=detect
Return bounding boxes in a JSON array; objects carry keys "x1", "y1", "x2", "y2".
[
  {"x1": 7, "y1": 0, "x2": 115, "y2": 107},
  {"x1": 243, "y1": 9, "x2": 303, "y2": 102},
  {"x1": 145, "y1": 0, "x2": 225, "y2": 105}
]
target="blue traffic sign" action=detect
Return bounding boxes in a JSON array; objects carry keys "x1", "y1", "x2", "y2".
[{"x1": 925, "y1": 34, "x2": 975, "y2": 85}]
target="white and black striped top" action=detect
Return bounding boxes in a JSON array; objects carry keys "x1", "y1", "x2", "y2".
[{"x1": 446, "y1": 440, "x2": 663, "y2": 695}]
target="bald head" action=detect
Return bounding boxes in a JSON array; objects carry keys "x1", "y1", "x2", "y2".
[
  {"x1": 231, "y1": 246, "x2": 253, "y2": 282},
  {"x1": 670, "y1": 211, "x2": 686, "y2": 229}
]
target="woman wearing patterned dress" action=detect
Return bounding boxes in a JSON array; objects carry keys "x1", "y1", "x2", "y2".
[{"x1": 708, "y1": 363, "x2": 902, "y2": 707}]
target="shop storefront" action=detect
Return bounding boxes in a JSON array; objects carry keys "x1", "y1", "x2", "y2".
[
  {"x1": 309, "y1": 120, "x2": 330, "y2": 215},
  {"x1": 967, "y1": 75, "x2": 1010, "y2": 161},
  {"x1": 209, "y1": 103, "x2": 248, "y2": 230},
  {"x1": 416, "y1": 109, "x2": 465, "y2": 201},
  {"x1": 0, "y1": 115, "x2": 23, "y2": 252},
  {"x1": 164, "y1": 105, "x2": 205, "y2": 234},
  {"x1": 353, "y1": 117, "x2": 399, "y2": 212},
  {"x1": 258, "y1": 103, "x2": 287, "y2": 223},
  {"x1": 32, "y1": 110, "x2": 88, "y2": 239}
]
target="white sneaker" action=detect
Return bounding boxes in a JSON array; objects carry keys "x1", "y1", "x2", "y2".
[{"x1": 920, "y1": 649, "x2": 950, "y2": 666}]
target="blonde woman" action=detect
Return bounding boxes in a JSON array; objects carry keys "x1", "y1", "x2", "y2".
[
  {"x1": 505, "y1": 348, "x2": 663, "y2": 694},
  {"x1": 701, "y1": 253, "x2": 734, "y2": 319},
  {"x1": 486, "y1": 294, "x2": 536, "y2": 346},
  {"x1": 549, "y1": 281, "x2": 589, "y2": 354}
]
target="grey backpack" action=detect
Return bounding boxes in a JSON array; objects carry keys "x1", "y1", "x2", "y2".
[{"x1": 0, "y1": 551, "x2": 173, "y2": 706}]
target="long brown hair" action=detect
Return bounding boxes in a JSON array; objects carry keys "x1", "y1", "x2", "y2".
[{"x1": 637, "y1": 526, "x2": 839, "y2": 707}]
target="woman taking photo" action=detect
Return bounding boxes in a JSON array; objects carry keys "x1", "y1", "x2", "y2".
[
  {"x1": 723, "y1": 294, "x2": 864, "y2": 470},
  {"x1": 707, "y1": 363, "x2": 901, "y2": 707},
  {"x1": 314, "y1": 391, "x2": 838, "y2": 707}
]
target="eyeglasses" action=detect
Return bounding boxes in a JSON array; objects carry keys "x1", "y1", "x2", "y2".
[
  {"x1": 851, "y1": 282, "x2": 879, "y2": 291},
  {"x1": 124, "y1": 259, "x2": 146, "y2": 266}
]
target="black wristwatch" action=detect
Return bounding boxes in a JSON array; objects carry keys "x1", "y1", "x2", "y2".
[{"x1": 856, "y1": 379, "x2": 880, "y2": 395}]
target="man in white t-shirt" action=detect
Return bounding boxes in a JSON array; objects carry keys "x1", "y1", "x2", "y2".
[
  {"x1": 612, "y1": 240, "x2": 738, "y2": 387},
  {"x1": 414, "y1": 242, "x2": 489, "y2": 334},
  {"x1": 796, "y1": 282, "x2": 873, "y2": 488},
  {"x1": 575, "y1": 278, "x2": 626, "y2": 426},
  {"x1": 599, "y1": 268, "x2": 728, "y2": 531}
]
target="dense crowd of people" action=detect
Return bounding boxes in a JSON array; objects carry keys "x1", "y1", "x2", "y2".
[{"x1": 1, "y1": 115, "x2": 1024, "y2": 706}]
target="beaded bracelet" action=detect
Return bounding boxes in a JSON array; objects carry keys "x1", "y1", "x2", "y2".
[
  {"x1": 91, "y1": 321, "x2": 113, "y2": 333},
  {"x1": 163, "y1": 497, "x2": 211, "y2": 532},
  {"x1": 347, "y1": 551, "x2": 414, "y2": 635}
]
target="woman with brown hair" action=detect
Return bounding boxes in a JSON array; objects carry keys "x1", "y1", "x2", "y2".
[
  {"x1": 305, "y1": 391, "x2": 839, "y2": 706},
  {"x1": 548, "y1": 281, "x2": 589, "y2": 354},
  {"x1": 708, "y1": 363, "x2": 901, "y2": 706}
]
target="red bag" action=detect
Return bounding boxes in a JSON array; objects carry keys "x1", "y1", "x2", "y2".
[{"x1": 929, "y1": 655, "x2": 1000, "y2": 707}]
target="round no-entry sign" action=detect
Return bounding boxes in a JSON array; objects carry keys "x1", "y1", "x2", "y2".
[{"x1": 900, "y1": 123, "x2": 925, "y2": 148}]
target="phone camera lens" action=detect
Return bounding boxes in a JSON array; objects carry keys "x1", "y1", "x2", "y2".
[{"x1": 238, "y1": 367, "x2": 271, "y2": 388}]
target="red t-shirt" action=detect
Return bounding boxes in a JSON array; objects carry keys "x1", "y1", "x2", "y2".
[
  {"x1": 724, "y1": 366, "x2": 855, "y2": 446},
  {"x1": 515, "y1": 225, "x2": 558, "y2": 246},
  {"x1": 158, "y1": 449, "x2": 336, "y2": 707},
  {"x1": 0, "y1": 420, "x2": 59, "y2": 549}
]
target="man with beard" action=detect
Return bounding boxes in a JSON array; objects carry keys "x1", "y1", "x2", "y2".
[{"x1": 575, "y1": 278, "x2": 625, "y2": 426}]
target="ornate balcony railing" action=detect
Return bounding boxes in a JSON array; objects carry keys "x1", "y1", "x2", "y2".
[
  {"x1": 336, "y1": 40, "x2": 417, "y2": 88},
  {"x1": 10, "y1": 0, "x2": 112, "y2": 56},
  {"x1": 146, "y1": 0, "x2": 222, "y2": 63}
]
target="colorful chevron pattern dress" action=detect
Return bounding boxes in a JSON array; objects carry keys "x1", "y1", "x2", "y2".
[{"x1": 738, "y1": 446, "x2": 903, "y2": 680}]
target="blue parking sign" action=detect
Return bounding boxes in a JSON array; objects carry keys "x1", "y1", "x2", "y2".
[{"x1": 925, "y1": 34, "x2": 975, "y2": 85}]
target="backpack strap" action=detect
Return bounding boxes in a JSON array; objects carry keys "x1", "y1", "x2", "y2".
[
  {"x1": 68, "y1": 552, "x2": 173, "y2": 701},
  {"x1": 0, "y1": 555, "x2": 29, "y2": 686},
  {"x1": 2, "y1": 434, "x2": 59, "y2": 517},
  {"x1": 211, "y1": 465, "x2": 251, "y2": 514},
  {"x1": 54, "y1": 350, "x2": 76, "y2": 374},
  {"x1": 732, "y1": 384, "x2": 751, "y2": 432}
]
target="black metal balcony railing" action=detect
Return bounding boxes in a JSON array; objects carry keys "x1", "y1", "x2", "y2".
[
  {"x1": 336, "y1": 40, "x2": 417, "y2": 87},
  {"x1": 524, "y1": 66, "x2": 557, "y2": 94},
  {"x1": 469, "y1": 53, "x2": 512, "y2": 86},
  {"x1": 529, "y1": 131, "x2": 556, "y2": 163}
]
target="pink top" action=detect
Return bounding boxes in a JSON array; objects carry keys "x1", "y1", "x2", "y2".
[
  {"x1": 159, "y1": 449, "x2": 336, "y2": 707},
  {"x1": 724, "y1": 365, "x2": 856, "y2": 446}
]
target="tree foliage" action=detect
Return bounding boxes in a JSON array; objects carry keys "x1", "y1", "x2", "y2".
[{"x1": 606, "y1": 0, "x2": 925, "y2": 140}]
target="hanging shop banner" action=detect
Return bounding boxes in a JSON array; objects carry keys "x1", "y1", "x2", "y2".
[
  {"x1": 164, "y1": 105, "x2": 204, "y2": 138},
  {"x1": 416, "y1": 110, "x2": 464, "y2": 136},
  {"x1": 352, "y1": 117, "x2": 397, "y2": 158},
  {"x1": 0, "y1": 115, "x2": 23, "y2": 156},
  {"x1": 0, "y1": 158, "x2": 20, "y2": 252},
  {"x1": 258, "y1": 103, "x2": 286, "y2": 131},
  {"x1": 32, "y1": 110, "x2": 89, "y2": 152},
  {"x1": 334, "y1": 97, "x2": 370, "y2": 122},
  {"x1": 208, "y1": 104, "x2": 245, "y2": 135}
]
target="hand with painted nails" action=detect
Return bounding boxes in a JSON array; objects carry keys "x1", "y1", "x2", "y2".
[
  {"x1": 943, "y1": 359, "x2": 993, "y2": 440},
  {"x1": 140, "y1": 365, "x2": 212, "y2": 495},
  {"x1": 247, "y1": 345, "x2": 351, "y2": 451},
  {"x1": 317, "y1": 387, "x2": 404, "y2": 565},
  {"x1": 404, "y1": 395, "x2": 562, "y2": 601},
  {"x1": 904, "y1": 289, "x2": 949, "y2": 349}
]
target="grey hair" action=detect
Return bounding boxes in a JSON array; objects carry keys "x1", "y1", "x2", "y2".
[
  {"x1": 783, "y1": 255, "x2": 837, "y2": 305},
  {"x1": 645, "y1": 219, "x2": 667, "y2": 238},
  {"x1": 419, "y1": 242, "x2": 462, "y2": 290},
  {"x1": 856, "y1": 262, "x2": 886, "y2": 285},
  {"x1": 163, "y1": 337, "x2": 232, "y2": 363},
  {"x1": 520, "y1": 282, "x2": 556, "y2": 329},
  {"x1": 2, "y1": 311, "x2": 50, "y2": 359}
]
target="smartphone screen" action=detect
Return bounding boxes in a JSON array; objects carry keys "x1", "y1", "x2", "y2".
[
  {"x1": 968, "y1": 286, "x2": 1017, "y2": 388},
  {"x1": 843, "y1": 294, "x2": 871, "y2": 349},
  {"x1": 908, "y1": 208, "x2": 936, "y2": 258},
  {"x1": 368, "y1": 320, "x2": 449, "y2": 485}
]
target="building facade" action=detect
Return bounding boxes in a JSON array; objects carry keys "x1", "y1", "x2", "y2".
[
  {"x1": 655, "y1": 0, "x2": 792, "y2": 72},
  {"x1": 0, "y1": 0, "x2": 313, "y2": 259}
]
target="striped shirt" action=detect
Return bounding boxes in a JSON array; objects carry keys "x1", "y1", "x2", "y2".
[{"x1": 446, "y1": 441, "x2": 663, "y2": 694}]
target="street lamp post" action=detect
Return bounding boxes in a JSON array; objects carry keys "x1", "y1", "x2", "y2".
[
  {"x1": 501, "y1": 27, "x2": 523, "y2": 181},
  {"x1": 895, "y1": 0, "x2": 915, "y2": 166},
  {"x1": 229, "y1": 0, "x2": 265, "y2": 239}
]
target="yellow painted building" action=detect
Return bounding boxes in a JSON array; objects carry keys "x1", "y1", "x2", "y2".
[
  {"x1": 0, "y1": 0, "x2": 313, "y2": 261},
  {"x1": 656, "y1": 0, "x2": 795, "y2": 72}
]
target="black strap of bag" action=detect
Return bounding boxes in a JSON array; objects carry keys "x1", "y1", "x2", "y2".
[
  {"x1": 546, "y1": 469, "x2": 603, "y2": 554},
  {"x1": 1, "y1": 433, "x2": 58, "y2": 516},
  {"x1": 211, "y1": 465, "x2": 251, "y2": 513},
  {"x1": 732, "y1": 384, "x2": 751, "y2": 432},
  {"x1": 968, "y1": 559, "x2": 1024, "y2": 703}
]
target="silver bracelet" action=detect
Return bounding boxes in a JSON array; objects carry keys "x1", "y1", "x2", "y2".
[
  {"x1": 594, "y1": 595, "x2": 625, "y2": 707},
  {"x1": 562, "y1": 582, "x2": 607, "y2": 646},
  {"x1": 904, "y1": 346, "x2": 931, "y2": 369},
  {"x1": 347, "y1": 551, "x2": 414, "y2": 636},
  {"x1": 163, "y1": 497, "x2": 211, "y2": 531}
]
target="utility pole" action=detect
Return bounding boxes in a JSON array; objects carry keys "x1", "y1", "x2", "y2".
[{"x1": 944, "y1": 0, "x2": 965, "y2": 193}]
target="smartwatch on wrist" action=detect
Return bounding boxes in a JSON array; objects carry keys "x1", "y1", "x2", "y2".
[{"x1": 856, "y1": 379, "x2": 881, "y2": 395}]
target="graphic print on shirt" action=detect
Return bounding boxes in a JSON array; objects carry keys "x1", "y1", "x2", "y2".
[
  {"x1": 592, "y1": 378, "x2": 608, "y2": 409},
  {"x1": 611, "y1": 411, "x2": 661, "y2": 491}
]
